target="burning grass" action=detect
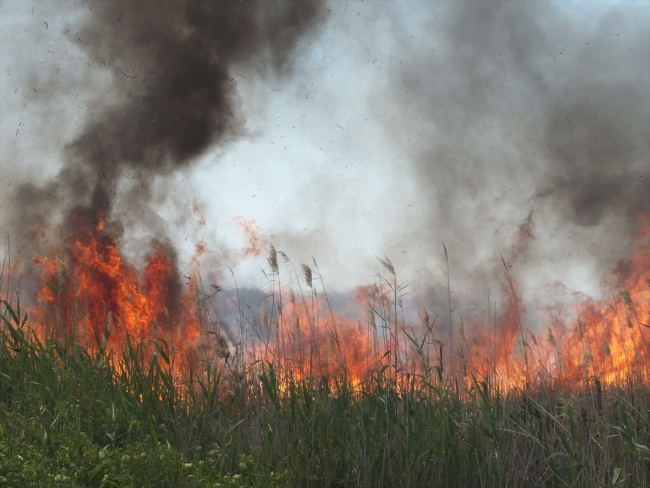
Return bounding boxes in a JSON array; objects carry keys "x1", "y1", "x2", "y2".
[
  {"x1": 1, "y1": 299, "x2": 649, "y2": 487},
  {"x1": 0, "y1": 216, "x2": 649, "y2": 486}
]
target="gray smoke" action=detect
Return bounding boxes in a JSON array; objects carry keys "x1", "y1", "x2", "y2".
[
  {"x1": 377, "y1": 1, "x2": 649, "y2": 304},
  {"x1": 2, "y1": 0, "x2": 647, "y2": 319}
]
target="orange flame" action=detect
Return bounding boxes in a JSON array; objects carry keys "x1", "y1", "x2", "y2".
[
  {"x1": 257, "y1": 297, "x2": 375, "y2": 386},
  {"x1": 33, "y1": 210, "x2": 202, "y2": 372},
  {"x1": 24, "y1": 210, "x2": 650, "y2": 393},
  {"x1": 460, "y1": 214, "x2": 650, "y2": 389},
  {"x1": 556, "y1": 215, "x2": 650, "y2": 385}
]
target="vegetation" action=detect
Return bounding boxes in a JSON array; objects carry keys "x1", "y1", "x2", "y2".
[
  {"x1": 1, "y1": 243, "x2": 649, "y2": 487},
  {"x1": 1, "y1": 295, "x2": 648, "y2": 488}
]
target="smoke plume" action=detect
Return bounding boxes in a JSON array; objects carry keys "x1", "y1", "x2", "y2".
[
  {"x1": 377, "y1": 1, "x2": 649, "y2": 301},
  {"x1": 5, "y1": 0, "x2": 326, "y2": 255}
]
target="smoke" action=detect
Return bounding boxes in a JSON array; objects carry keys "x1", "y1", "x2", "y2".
[
  {"x1": 2, "y1": 0, "x2": 647, "y2": 310},
  {"x1": 4, "y1": 0, "x2": 327, "y2": 255},
  {"x1": 376, "y1": 1, "x2": 649, "y2": 301}
]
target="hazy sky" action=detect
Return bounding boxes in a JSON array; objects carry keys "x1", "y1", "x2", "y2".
[{"x1": 1, "y1": 0, "x2": 648, "y2": 316}]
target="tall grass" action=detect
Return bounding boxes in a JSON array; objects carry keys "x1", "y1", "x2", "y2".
[{"x1": 0, "y1": 254, "x2": 649, "y2": 487}]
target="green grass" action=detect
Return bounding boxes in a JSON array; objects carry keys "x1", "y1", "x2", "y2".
[{"x1": 1, "y1": 297, "x2": 649, "y2": 488}]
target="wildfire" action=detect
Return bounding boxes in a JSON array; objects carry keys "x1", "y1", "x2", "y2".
[
  {"x1": 23, "y1": 209, "x2": 650, "y2": 392},
  {"x1": 460, "y1": 215, "x2": 650, "y2": 389},
  {"x1": 257, "y1": 297, "x2": 375, "y2": 387},
  {"x1": 557, "y1": 215, "x2": 650, "y2": 385},
  {"x1": 33, "y1": 210, "x2": 202, "y2": 366}
]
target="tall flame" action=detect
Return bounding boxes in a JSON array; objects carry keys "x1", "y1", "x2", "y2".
[
  {"x1": 556, "y1": 215, "x2": 650, "y2": 384},
  {"x1": 26, "y1": 211, "x2": 649, "y2": 392},
  {"x1": 34, "y1": 210, "x2": 202, "y2": 363}
]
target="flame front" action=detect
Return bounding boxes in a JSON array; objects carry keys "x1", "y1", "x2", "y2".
[
  {"x1": 460, "y1": 214, "x2": 650, "y2": 389},
  {"x1": 557, "y1": 215, "x2": 650, "y2": 384},
  {"x1": 26, "y1": 211, "x2": 650, "y2": 392},
  {"x1": 257, "y1": 297, "x2": 375, "y2": 386}
]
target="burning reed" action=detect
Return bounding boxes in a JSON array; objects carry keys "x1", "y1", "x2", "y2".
[{"x1": 1, "y1": 216, "x2": 649, "y2": 486}]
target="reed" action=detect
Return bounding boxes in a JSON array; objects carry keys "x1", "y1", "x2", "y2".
[{"x1": 0, "y1": 251, "x2": 648, "y2": 487}]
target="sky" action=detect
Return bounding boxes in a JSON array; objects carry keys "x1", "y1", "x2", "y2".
[{"x1": 1, "y1": 0, "x2": 648, "y2": 323}]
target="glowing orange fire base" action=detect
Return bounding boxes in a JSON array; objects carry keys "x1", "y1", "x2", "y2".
[{"x1": 460, "y1": 214, "x2": 650, "y2": 390}]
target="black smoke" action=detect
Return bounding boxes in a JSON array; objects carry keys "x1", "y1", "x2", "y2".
[{"x1": 7, "y1": 0, "x2": 326, "y2": 253}]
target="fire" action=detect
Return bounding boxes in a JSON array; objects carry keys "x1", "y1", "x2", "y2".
[
  {"x1": 258, "y1": 297, "x2": 375, "y2": 386},
  {"x1": 24, "y1": 209, "x2": 650, "y2": 393},
  {"x1": 460, "y1": 214, "x2": 650, "y2": 389},
  {"x1": 556, "y1": 215, "x2": 650, "y2": 385},
  {"x1": 33, "y1": 209, "x2": 202, "y2": 367}
]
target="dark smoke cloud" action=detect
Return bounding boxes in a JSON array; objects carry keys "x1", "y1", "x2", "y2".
[
  {"x1": 379, "y1": 1, "x2": 649, "y2": 296},
  {"x1": 541, "y1": 81, "x2": 649, "y2": 227},
  {"x1": 7, "y1": 0, "x2": 326, "y2": 253}
]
